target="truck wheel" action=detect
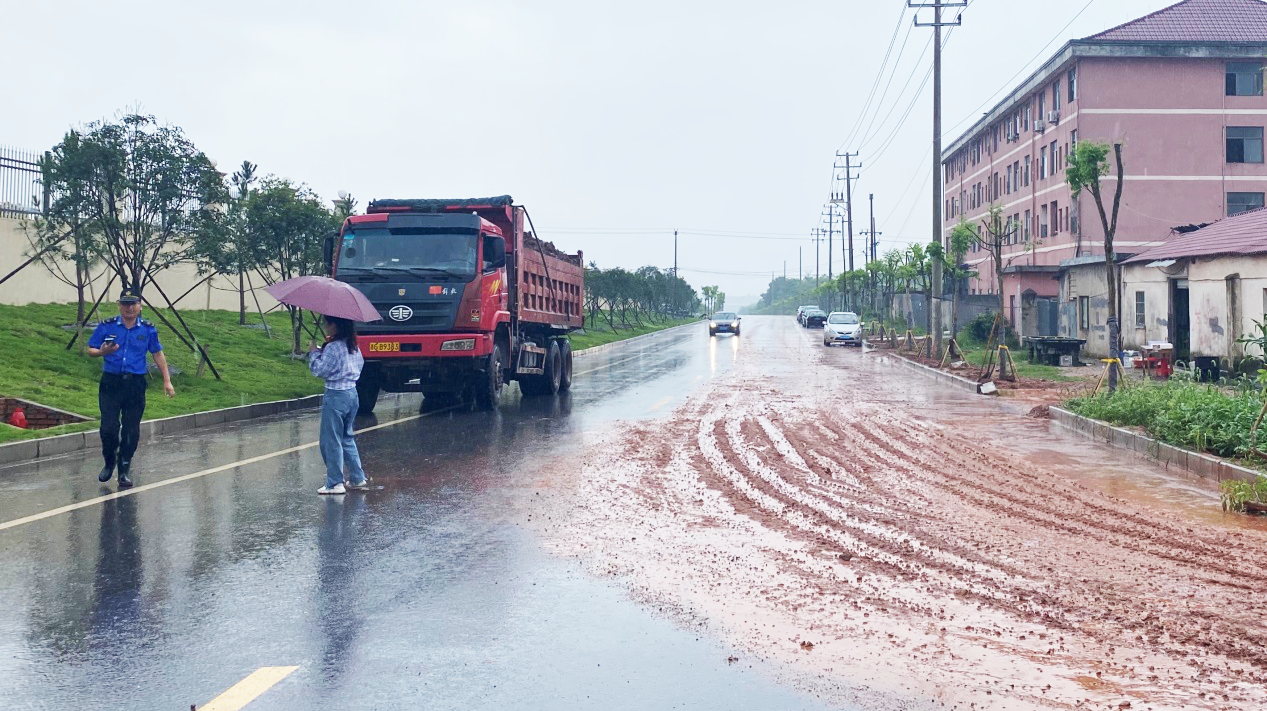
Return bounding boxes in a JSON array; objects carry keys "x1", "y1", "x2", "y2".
[
  {"x1": 544, "y1": 341, "x2": 562, "y2": 394},
  {"x1": 558, "y1": 341, "x2": 574, "y2": 392},
  {"x1": 475, "y1": 345, "x2": 504, "y2": 410},
  {"x1": 356, "y1": 366, "x2": 380, "y2": 415}
]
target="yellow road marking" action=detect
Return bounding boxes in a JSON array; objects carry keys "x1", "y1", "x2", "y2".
[
  {"x1": 200, "y1": 666, "x2": 299, "y2": 711},
  {"x1": 0, "y1": 407, "x2": 456, "y2": 532},
  {"x1": 649, "y1": 396, "x2": 674, "y2": 412}
]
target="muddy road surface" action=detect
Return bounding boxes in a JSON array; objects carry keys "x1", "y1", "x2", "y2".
[{"x1": 536, "y1": 316, "x2": 1267, "y2": 711}]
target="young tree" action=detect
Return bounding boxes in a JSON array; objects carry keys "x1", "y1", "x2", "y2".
[
  {"x1": 248, "y1": 177, "x2": 339, "y2": 353},
  {"x1": 37, "y1": 114, "x2": 227, "y2": 295},
  {"x1": 1067, "y1": 141, "x2": 1125, "y2": 391},
  {"x1": 947, "y1": 218, "x2": 979, "y2": 338},
  {"x1": 968, "y1": 206, "x2": 1041, "y2": 341}
]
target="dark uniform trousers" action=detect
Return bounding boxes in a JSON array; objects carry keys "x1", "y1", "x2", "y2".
[{"x1": 99, "y1": 373, "x2": 147, "y2": 467}]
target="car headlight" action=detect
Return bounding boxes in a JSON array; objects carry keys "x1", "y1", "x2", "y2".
[
  {"x1": 709, "y1": 321, "x2": 718, "y2": 327},
  {"x1": 441, "y1": 338, "x2": 476, "y2": 351}
]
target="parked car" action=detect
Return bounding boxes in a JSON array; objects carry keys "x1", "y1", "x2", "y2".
[
  {"x1": 802, "y1": 309, "x2": 827, "y2": 328},
  {"x1": 796, "y1": 305, "x2": 821, "y2": 325},
  {"x1": 823, "y1": 311, "x2": 863, "y2": 346},
  {"x1": 709, "y1": 311, "x2": 741, "y2": 336}
]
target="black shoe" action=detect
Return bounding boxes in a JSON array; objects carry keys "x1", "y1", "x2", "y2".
[
  {"x1": 98, "y1": 464, "x2": 115, "y2": 483},
  {"x1": 117, "y1": 460, "x2": 133, "y2": 489}
]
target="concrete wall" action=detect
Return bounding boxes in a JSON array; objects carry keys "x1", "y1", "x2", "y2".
[
  {"x1": 1060, "y1": 262, "x2": 1111, "y2": 355},
  {"x1": 1120, "y1": 262, "x2": 1173, "y2": 350},
  {"x1": 1188, "y1": 255, "x2": 1267, "y2": 362},
  {"x1": 0, "y1": 216, "x2": 279, "y2": 313}
]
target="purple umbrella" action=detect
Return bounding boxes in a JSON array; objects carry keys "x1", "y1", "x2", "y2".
[{"x1": 265, "y1": 276, "x2": 382, "y2": 322}]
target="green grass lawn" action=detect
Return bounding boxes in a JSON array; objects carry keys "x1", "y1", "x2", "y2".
[
  {"x1": 569, "y1": 316, "x2": 699, "y2": 352},
  {"x1": 0, "y1": 304, "x2": 322, "y2": 444}
]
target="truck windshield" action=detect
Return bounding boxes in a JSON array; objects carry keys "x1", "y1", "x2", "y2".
[{"x1": 338, "y1": 228, "x2": 478, "y2": 279}]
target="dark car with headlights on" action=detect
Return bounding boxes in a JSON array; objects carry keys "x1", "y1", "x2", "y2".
[
  {"x1": 802, "y1": 309, "x2": 827, "y2": 328},
  {"x1": 709, "y1": 312, "x2": 741, "y2": 336},
  {"x1": 823, "y1": 311, "x2": 863, "y2": 346}
]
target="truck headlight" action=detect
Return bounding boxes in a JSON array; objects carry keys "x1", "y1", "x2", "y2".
[{"x1": 441, "y1": 338, "x2": 476, "y2": 351}]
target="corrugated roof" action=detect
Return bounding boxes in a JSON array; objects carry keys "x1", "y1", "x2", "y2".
[
  {"x1": 1125, "y1": 207, "x2": 1267, "y2": 263},
  {"x1": 1087, "y1": 0, "x2": 1267, "y2": 43}
]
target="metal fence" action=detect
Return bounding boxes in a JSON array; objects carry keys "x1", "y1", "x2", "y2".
[{"x1": 0, "y1": 146, "x2": 45, "y2": 218}]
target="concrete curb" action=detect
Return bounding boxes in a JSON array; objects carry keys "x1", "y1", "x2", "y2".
[
  {"x1": 572, "y1": 321, "x2": 704, "y2": 357},
  {"x1": 1049, "y1": 406, "x2": 1264, "y2": 484},
  {"x1": 885, "y1": 351, "x2": 984, "y2": 394},
  {"x1": 0, "y1": 394, "x2": 324, "y2": 467}
]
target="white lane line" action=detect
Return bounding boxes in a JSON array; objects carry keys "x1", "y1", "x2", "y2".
[
  {"x1": 0, "y1": 407, "x2": 456, "y2": 532},
  {"x1": 199, "y1": 666, "x2": 299, "y2": 711},
  {"x1": 649, "y1": 396, "x2": 674, "y2": 412},
  {"x1": 573, "y1": 352, "x2": 646, "y2": 377}
]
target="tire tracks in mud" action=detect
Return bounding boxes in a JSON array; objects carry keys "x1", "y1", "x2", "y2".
[{"x1": 538, "y1": 323, "x2": 1267, "y2": 710}]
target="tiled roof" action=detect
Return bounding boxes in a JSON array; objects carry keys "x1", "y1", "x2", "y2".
[
  {"x1": 1124, "y1": 207, "x2": 1267, "y2": 263},
  {"x1": 1087, "y1": 0, "x2": 1267, "y2": 43}
]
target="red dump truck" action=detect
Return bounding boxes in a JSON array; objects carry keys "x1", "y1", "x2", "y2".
[{"x1": 326, "y1": 196, "x2": 584, "y2": 413}]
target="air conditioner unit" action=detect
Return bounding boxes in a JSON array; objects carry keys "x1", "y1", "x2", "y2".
[
  {"x1": 1047, "y1": 110, "x2": 1061, "y2": 124},
  {"x1": 1006, "y1": 130, "x2": 1019, "y2": 142},
  {"x1": 1034, "y1": 119, "x2": 1047, "y2": 133}
]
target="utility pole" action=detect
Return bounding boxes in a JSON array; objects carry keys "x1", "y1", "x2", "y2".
[
  {"x1": 832, "y1": 153, "x2": 859, "y2": 311},
  {"x1": 911, "y1": 0, "x2": 965, "y2": 358},
  {"x1": 799, "y1": 246, "x2": 802, "y2": 282},
  {"x1": 860, "y1": 193, "x2": 883, "y2": 316},
  {"x1": 821, "y1": 207, "x2": 836, "y2": 310},
  {"x1": 673, "y1": 229, "x2": 678, "y2": 278},
  {"x1": 812, "y1": 229, "x2": 822, "y2": 286}
]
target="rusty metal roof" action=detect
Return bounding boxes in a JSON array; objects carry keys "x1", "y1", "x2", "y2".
[
  {"x1": 1087, "y1": 0, "x2": 1267, "y2": 43},
  {"x1": 1125, "y1": 207, "x2": 1267, "y2": 263}
]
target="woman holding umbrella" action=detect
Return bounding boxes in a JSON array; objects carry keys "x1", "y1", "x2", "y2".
[
  {"x1": 308, "y1": 314, "x2": 369, "y2": 495},
  {"x1": 265, "y1": 276, "x2": 382, "y2": 495}
]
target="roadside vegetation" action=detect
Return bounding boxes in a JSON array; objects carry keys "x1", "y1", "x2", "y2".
[
  {"x1": 569, "y1": 315, "x2": 698, "y2": 352},
  {"x1": 0, "y1": 304, "x2": 321, "y2": 444}
]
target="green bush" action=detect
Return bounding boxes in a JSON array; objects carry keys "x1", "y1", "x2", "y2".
[
  {"x1": 1067, "y1": 381, "x2": 1265, "y2": 459},
  {"x1": 965, "y1": 312, "x2": 997, "y2": 344}
]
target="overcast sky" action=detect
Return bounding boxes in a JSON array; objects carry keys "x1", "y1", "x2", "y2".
[{"x1": 7, "y1": 0, "x2": 1180, "y2": 307}]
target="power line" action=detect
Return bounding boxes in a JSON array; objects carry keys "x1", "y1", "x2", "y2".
[
  {"x1": 855, "y1": 21, "x2": 924, "y2": 152},
  {"x1": 838, "y1": 4, "x2": 910, "y2": 152}
]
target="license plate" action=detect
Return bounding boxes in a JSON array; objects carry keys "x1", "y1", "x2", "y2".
[{"x1": 369, "y1": 342, "x2": 400, "y2": 352}]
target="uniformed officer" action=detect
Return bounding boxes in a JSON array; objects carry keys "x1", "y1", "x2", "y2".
[{"x1": 87, "y1": 288, "x2": 176, "y2": 488}]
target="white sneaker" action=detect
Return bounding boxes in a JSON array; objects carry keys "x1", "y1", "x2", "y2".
[
  {"x1": 346, "y1": 478, "x2": 371, "y2": 491},
  {"x1": 318, "y1": 483, "x2": 346, "y2": 495}
]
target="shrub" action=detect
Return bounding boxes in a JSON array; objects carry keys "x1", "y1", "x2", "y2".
[{"x1": 965, "y1": 312, "x2": 998, "y2": 344}]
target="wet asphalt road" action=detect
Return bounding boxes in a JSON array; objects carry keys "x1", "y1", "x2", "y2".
[{"x1": 0, "y1": 320, "x2": 844, "y2": 711}]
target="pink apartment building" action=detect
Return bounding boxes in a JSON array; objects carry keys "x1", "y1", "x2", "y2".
[{"x1": 941, "y1": 0, "x2": 1267, "y2": 339}]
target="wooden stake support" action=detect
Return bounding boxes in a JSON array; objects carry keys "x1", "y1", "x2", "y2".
[
  {"x1": 937, "y1": 338, "x2": 963, "y2": 369},
  {"x1": 1092, "y1": 358, "x2": 1129, "y2": 397}
]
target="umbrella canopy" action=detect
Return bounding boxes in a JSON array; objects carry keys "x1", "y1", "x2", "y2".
[{"x1": 265, "y1": 276, "x2": 382, "y2": 322}]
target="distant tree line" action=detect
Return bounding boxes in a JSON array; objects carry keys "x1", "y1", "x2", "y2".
[{"x1": 583, "y1": 264, "x2": 701, "y2": 331}]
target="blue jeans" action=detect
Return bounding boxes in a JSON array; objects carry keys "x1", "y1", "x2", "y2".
[{"x1": 320, "y1": 388, "x2": 366, "y2": 489}]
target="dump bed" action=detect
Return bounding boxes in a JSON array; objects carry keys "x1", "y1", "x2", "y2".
[{"x1": 519, "y1": 230, "x2": 583, "y2": 330}]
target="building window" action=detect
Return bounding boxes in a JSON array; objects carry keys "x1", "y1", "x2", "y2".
[
  {"x1": 1024, "y1": 104, "x2": 1031, "y2": 131},
  {"x1": 1051, "y1": 201, "x2": 1059, "y2": 235},
  {"x1": 1051, "y1": 141, "x2": 1059, "y2": 173},
  {"x1": 1068, "y1": 68, "x2": 1077, "y2": 103},
  {"x1": 1227, "y1": 127, "x2": 1265, "y2": 163},
  {"x1": 1227, "y1": 61, "x2": 1265, "y2": 97},
  {"x1": 1024, "y1": 209, "x2": 1031, "y2": 240},
  {"x1": 1040, "y1": 147, "x2": 1048, "y2": 179},
  {"x1": 1229, "y1": 192, "x2": 1266, "y2": 216},
  {"x1": 1024, "y1": 156, "x2": 1031, "y2": 186},
  {"x1": 1079, "y1": 296, "x2": 1089, "y2": 330},
  {"x1": 1052, "y1": 81, "x2": 1061, "y2": 112},
  {"x1": 1041, "y1": 204, "x2": 1049, "y2": 238},
  {"x1": 1135, "y1": 291, "x2": 1146, "y2": 329},
  {"x1": 1071, "y1": 129, "x2": 1078, "y2": 148}
]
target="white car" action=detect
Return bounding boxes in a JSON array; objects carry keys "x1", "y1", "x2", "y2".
[{"x1": 822, "y1": 312, "x2": 863, "y2": 347}]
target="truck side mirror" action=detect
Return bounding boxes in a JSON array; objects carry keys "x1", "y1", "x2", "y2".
[{"x1": 323, "y1": 234, "x2": 335, "y2": 275}]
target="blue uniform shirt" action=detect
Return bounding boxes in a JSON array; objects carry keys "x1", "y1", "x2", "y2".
[{"x1": 88, "y1": 316, "x2": 163, "y2": 375}]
